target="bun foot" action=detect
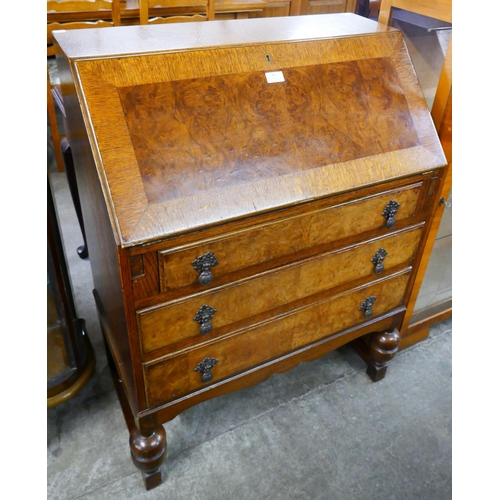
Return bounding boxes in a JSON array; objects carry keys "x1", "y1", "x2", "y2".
[
  {"x1": 142, "y1": 468, "x2": 163, "y2": 491},
  {"x1": 367, "y1": 328, "x2": 400, "y2": 382},
  {"x1": 129, "y1": 426, "x2": 167, "y2": 490}
]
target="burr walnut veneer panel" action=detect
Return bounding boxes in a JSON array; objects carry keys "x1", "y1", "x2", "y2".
[
  {"x1": 140, "y1": 226, "x2": 422, "y2": 354},
  {"x1": 54, "y1": 14, "x2": 447, "y2": 490},
  {"x1": 157, "y1": 183, "x2": 423, "y2": 294},
  {"x1": 69, "y1": 18, "x2": 444, "y2": 246},
  {"x1": 144, "y1": 270, "x2": 411, "y2": 407},
  {"x1": 117, "y1": 58, "x2": 419, "y2": 205}
]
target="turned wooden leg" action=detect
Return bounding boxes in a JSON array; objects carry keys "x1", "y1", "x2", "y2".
[
  {"x1": 366, "y1": 328, "x2": 400, "y2": 382},
  {"x1": 130, "y1": 425, "x2": 167, "y2": 490},
  {"x1": 98, "y1": 317, "x2": 167, "y2": 490}
]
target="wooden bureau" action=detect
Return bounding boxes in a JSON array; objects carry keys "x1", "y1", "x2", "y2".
[{"x1": 53, "y1": 13, "x2": 447, "y2": 490}]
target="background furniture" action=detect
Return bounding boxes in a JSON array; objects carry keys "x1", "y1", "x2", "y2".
[
  {"x1": 377, "y1": 0, "x2": 452, "y2": 347},
  {"x1": 47, "y1": 0, "x2": 121, "y2": 31},
  {"x1": 47, "y1": 69, "x2": 65, "y2": 172},
  {"x1": 296, "y1": 0, "x2": 356, "y2": 15},
  {"x1": 54, "y1": 13, "x2": 447, "y2": 489},
  {"x1": 47, "y1": 0, "x2": 122, "y2": 172},
  {"x1": 47, "y1": 1, "x2": 359, "y2": 25},
  {"x1": 139, "y1": 0, "x2": 215, "y2": 23},
  {"x1": 47, "y1": 174, "x2": 95, "y2": 408}
]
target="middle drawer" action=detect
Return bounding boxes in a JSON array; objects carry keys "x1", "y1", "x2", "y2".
[{"x1": 137, "y1": 225, "x2": 423, "y2": 354}]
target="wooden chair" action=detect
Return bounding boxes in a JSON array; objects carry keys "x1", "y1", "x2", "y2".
[
  {"x1": 139, "y1": 0, "x2": 216, "y2": 24},
  {"x1": 47, "y1": 1, "x2": 122, "y2": 172},
  {"x1": 47, "y1": 1, "x2": 121, "y2": 46}
]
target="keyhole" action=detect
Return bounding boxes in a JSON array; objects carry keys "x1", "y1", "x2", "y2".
[{"x1": 265, "y1": 54, "x2": 271, "y2": 62}]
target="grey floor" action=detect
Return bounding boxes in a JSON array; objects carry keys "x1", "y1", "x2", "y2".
[{"x1": 47, "y1": 151, "x2": 452, "y2": 500}]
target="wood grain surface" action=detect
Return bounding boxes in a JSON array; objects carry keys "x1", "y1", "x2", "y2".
[
  {"x1": 57, "y1": 16, "x2": 445, "y2": 246},
  {"x1": 139, "y1": 225, "x2": 422, "y2": 353},
  {"x1": 118, "y1": 58, "x2": 419, "y2": 204},
  {"x1": 143, "y1": 270, "x2": 410, "y2": 406},
  {"x1": 158, "y1": 182, "x2": 422, "y2": 292}
]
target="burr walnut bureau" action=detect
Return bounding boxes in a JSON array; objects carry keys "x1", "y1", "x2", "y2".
[{"x1": 53, "y1": 13, "x2": 447, "y2": 489}]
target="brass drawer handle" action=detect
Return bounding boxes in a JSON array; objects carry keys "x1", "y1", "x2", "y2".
[
  {"x1": 382, "y1": 200, "x2": 400, "y2": 229},
  {"x1": 194, "y1": 305, "x2": 217, "y2": 335},
  {"x1": 359, "y1": 296, "x2": 377, "y2": 319},
  {"x1": 191, "y1": 252, "x2": 219, "y2": 285},
  {"x1": 371, "y1": 248, "x2": 388, "y2": 274},
  {"x1": 194, "y1": 357, "x2": 219, "y2": 383}
]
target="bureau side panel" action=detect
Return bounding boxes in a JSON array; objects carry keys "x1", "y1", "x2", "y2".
[{"x1": 54, "y1": 48, "x2": 139, "y2": 411}]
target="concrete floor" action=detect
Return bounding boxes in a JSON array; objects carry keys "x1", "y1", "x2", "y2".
[{"x1": 47, "y1": 156, "x2": 452, "y2": 500}]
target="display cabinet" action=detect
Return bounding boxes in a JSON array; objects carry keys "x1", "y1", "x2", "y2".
[
  {"x1": 47, "y1": 176, "x2": 95, "y2": 408},
  {"x1": 377, "y1": 0, "x2": 452, "y2": 346}
]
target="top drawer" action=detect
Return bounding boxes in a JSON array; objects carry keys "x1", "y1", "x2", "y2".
[{"x1": 158, "y1": 183, "x2": 423, "y2": 293}]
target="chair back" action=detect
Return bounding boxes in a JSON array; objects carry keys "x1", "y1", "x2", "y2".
[
  {"x1": 47, "y1": 0, "x2": 121, "y2": 54},
  {"x1": 139, "y1": 0, "x2": 215, "y2": 24},
  {"x1": 47, "y1": 0, "x2": 122, "y2": 172}
]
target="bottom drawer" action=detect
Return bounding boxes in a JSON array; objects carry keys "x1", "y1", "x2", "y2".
[{"x1": 143, "y1": 271, "x2": 410, "y2": 407}]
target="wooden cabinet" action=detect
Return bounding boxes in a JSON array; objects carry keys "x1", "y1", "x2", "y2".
[{"x1": 54, "y1": 13, "x2": 447, "y2": 490}]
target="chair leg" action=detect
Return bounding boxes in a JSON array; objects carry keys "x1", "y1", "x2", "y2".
[
  {"x1": 47, "y1": 69, "x2": 65, "y2": 173},
  {"x1": 61, "y1": 138, "x2": 88, "y2": 259}
]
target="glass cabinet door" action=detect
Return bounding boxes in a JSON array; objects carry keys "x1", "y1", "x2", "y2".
[
  {"x1": 47, "y1": 176, "x2": 95, "y2": 407},
  {"x1": 412, "y1": 190, "x2": 452, "y2": 321},
  {"x1": 386, "y1": 7, "x2": 452, "y2": 330}
]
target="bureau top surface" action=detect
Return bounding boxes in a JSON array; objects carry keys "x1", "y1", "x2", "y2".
[
  {"x1": 54, "y1": 14, "x2": 447, "y2": 247},
  {"x1": 54, "y1": 13, "x2": 392, "y2": 58}
]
